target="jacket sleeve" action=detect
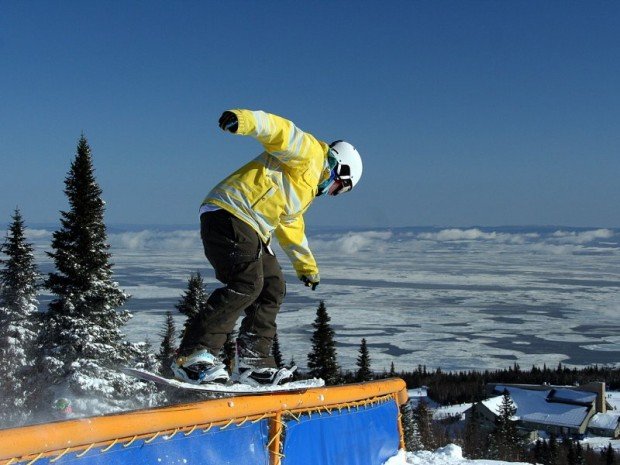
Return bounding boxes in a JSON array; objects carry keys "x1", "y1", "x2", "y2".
[
  {"x1": 274, "y1": 215, "x2": 319, "y2": 281},
  {"x1": 229, "y1": 109, "x2": 321, "y2": 169}
]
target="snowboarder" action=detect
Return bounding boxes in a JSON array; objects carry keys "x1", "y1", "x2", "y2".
[{"x1": 172, "y1": 109, "x2": 363, "y2": 386}]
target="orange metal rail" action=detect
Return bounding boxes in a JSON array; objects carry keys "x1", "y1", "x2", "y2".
[{"x1": 0, "y1": 378, "x2": 408, "y2": 465}]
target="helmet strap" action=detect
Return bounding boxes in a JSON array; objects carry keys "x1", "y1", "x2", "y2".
[{"x1": 317, "y1": 152, "x2": 339, "y2": 196}]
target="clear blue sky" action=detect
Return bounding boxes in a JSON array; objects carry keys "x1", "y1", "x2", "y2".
[{"x1": 1, "y1": 1, "x2": 619, "y2": 228}]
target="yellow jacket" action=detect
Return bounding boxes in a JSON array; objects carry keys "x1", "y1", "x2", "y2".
[{"x1": 202, "y1": 109, "x2": 330, "y2": 281}]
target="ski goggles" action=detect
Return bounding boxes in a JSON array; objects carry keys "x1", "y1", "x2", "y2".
[{"x1": 327, "y1": 163, "x2": 353, "y2": 196}]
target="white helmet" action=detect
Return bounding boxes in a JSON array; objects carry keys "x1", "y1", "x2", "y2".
[{"x1": 327, "y1": 140, "x2": 363, "y2": 195}]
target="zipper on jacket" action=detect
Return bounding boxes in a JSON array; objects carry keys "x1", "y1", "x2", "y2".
[{"x1": 251, "y1": 186, "x2": 275, "y2": 209}]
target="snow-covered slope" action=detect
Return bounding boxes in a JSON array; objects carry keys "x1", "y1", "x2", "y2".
[{"x1": 384, "y1": 445, "x2": 530, "y2": 465}]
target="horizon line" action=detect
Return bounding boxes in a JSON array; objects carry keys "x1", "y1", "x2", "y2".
[{"x1": 1, "y1": 222, "x2": 617, "y2": 231}]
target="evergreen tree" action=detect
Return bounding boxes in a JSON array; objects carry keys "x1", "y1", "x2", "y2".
[
  {"x1": 462, "y1": 402, "x2": 486, "y2": 459},
  {"x1": 400, "y1": 402, "x2": 416, "y2": 452},
  {"x1": 533, "y1": 439, "x2": 544, "y2": 464},
  {"x1": 158, "y1": 311, "x2": 177, "y2": 377},
  {"x1": 548, "y1": 433, "x2": 559, "y2": 465},
  {"x1": 136, "y1": 339, "x2": 160, "y2": 373},
  {"x1": 488, "y1": 390, "x2": 521, "y2": 461},
  {"x1": 604, "y1": 443, "x2": 615, "y2": 465},
  {"x1": 0, "y1": 209, "x2": 40, "y2": 425},
  {"x1": 307, "y1": 301, "x2": 339, "y2": 385},
  {"x1": 36, "y1": 136, "x2": 148, "y2": 417},
  {"x1": 288, "y1": 355, "x2": 299, "y2": 381},
  {"x1": 175, "y1": 272, "x2": 208, "y2": 338},
  {"x1": 574, "y1": 441, "x2": 585, "y2": 465},
  {"x1": 412, "y1": 400, "x2": 437, "y2": 450},
  {"x1": 541, "y1": 439, "x2": 550, "y2": 465},
  {"x1": 355, "y1": 338, "x2": 372, "y2": 382},
  {"x1": 565, "y1": 437, "x2": 577, "y2": 465},
  {"x1": 584, "y1": 444, "x2": 598, "y2": 465},
  {"x1": 272, "y1": 332, "x2": 284, "y2": 369},
  {"x1": 133, "y1": 339, "x2": 166, "y2": 405},
  {"x1": 389, "y1": 361, "x2": 396, "y2": 377}
]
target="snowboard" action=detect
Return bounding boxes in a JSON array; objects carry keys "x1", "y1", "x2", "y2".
[{"x1": 121, "y1": 367, "x2": 325, "y2": 395}]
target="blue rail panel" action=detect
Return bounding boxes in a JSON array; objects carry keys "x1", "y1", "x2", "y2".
[
  {"x1": 16, "y1": 420, "x2": 270, "y2": 465},
  {"x1": 281, "y1": 399, "x2": 400, "y2": 465}
]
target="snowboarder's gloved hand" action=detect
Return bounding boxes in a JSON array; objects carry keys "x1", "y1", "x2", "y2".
[
  {"x1": 300, "y1": 274, "x2": 319, "y2": 291},
  {"x1": 218, "y1": 111, "x2": 238, "y2": 133}
]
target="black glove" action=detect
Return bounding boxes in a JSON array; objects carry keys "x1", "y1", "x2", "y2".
[
  {"x1": 300, "y1": 275, "x2": 319, "y2": 291},
  {"x1": 218, "y1": 111, "x2": 238, "y2": 133}
]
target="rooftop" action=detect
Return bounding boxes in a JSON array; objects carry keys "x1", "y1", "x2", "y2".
[
  {"x1": 548, "y1": 388, "x2": 597, "y2": 405},
  {"x1": 492, "y1": 385, "x2": 592, "y2": 428},
  {"x1": 589, "y1": 413, "x2": 620, "y2": 430}
]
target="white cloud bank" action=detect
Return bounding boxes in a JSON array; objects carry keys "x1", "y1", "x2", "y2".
[
  {"x1": 109, "y1": 230, "x2": 200, "y2": 250},
  {"x1": 15, "y1": 226, "x2": 617, "y2": 259},
  {"x1": 413, "y1": 228, "x2": 617, "y2": 255},
  {"x1": 312, "y1": 230, "x2": 393, "y2": 254},
  {"x1": 551, "y1": 229, "x2": 614, "y2": 244},
  {"x1": 417, "y1": 228, "x2": 539, "y2": 244},
  {"x1": 25, "y1": 229, "x2": 53, "y2": 240}
]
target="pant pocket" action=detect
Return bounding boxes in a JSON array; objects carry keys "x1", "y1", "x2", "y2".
[{"x1": 203, "y1": 215, "x2": 261, "y2": 284}]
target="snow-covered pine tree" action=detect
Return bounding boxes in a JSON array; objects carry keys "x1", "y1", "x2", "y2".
[
  {"x1": 0, "y1": 209, "x2": 40, "y2": 426},
  {"x1": 158, "y1": 311, "x2": 177, "y2": 377},
  {"x1": 135, "y1": 339, "x2": 160, "y2": 373},
  {"x1": 36, "y1": 136, "x2": 151, "y2": 417},
  {"x1": 412, "y1": 400, "x2": 437, "y2": 451},
  {"x1": 175, "y1": 272, "x2": 208, "y2": 338},
  {"x1": 307, "y1": 301, "x2": 339, "y2": 385},
  {"x1": 355, "y1": 337, "x2": 372, "y2": 382},
  {"x1": 272, "y1": 332, "x2": 284, "y2": 369},
  {"x1": 488, "y1": 390, "x2": 521, "y2": 461},
  {"x1": 399, "y1": 401, "x2": 416, "y2": 452}
]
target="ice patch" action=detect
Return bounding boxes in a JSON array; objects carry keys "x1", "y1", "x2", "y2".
[{"x1": 122, "y1": 285, "x2": 183, "y2": 299}]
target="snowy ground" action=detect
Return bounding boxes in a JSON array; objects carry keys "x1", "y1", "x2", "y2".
[
  {"x1": 384, "y1": 445, "x2": 531, "y2": 465},
  {"x1": 579, "y1": 434, "x2": 620, "y2": 451},
  {"x1": 23, "y1": 225, "x2": 620, "y2": 373},
  {"x1": 608, "y1": 391, "x2": 620, "y2": 410}
]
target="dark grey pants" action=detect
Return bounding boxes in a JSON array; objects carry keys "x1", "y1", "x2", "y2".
[{"x1": 180, "y1": 210, "x2": 286, "y2": 367}]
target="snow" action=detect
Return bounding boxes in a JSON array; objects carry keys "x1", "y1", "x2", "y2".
[
  {"x1": 607, "y1": 391, "x2": 620, "y2": 411},
  {"x1": 548, "y1": 388, "x2": 597, "y2": 404},
  {"x1": 589, "y1": 412, "x2": 620, "y2": 430},
  {"x1": 580, "y1": 437, "x2": 620, "y2": 452},
  {"x1": 383, "y1": 445, "x2": 531, "y2": 465},
  {"x1": 408, "y1": 388, "x2": 440, "y2": 409},
  {"x1": 409, "y1": 388, "x2": 428, "y2": 397},
  {"x1": 433, "y1": 402, "x2": 471, "y2": 421}
]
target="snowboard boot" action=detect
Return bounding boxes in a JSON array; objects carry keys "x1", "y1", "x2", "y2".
[
  {"x1": 235, "y1": 337, "x2": 295, "y2": 386},
  {"x1": 237, "y1": 367, "x2": 297, "y2": 386},
  {"x1": 171, "y1": 349, "x2": 230, "y2": 385},
  {"x1": 236, "y1": 362, "x2": 296, "y2": 386}
]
